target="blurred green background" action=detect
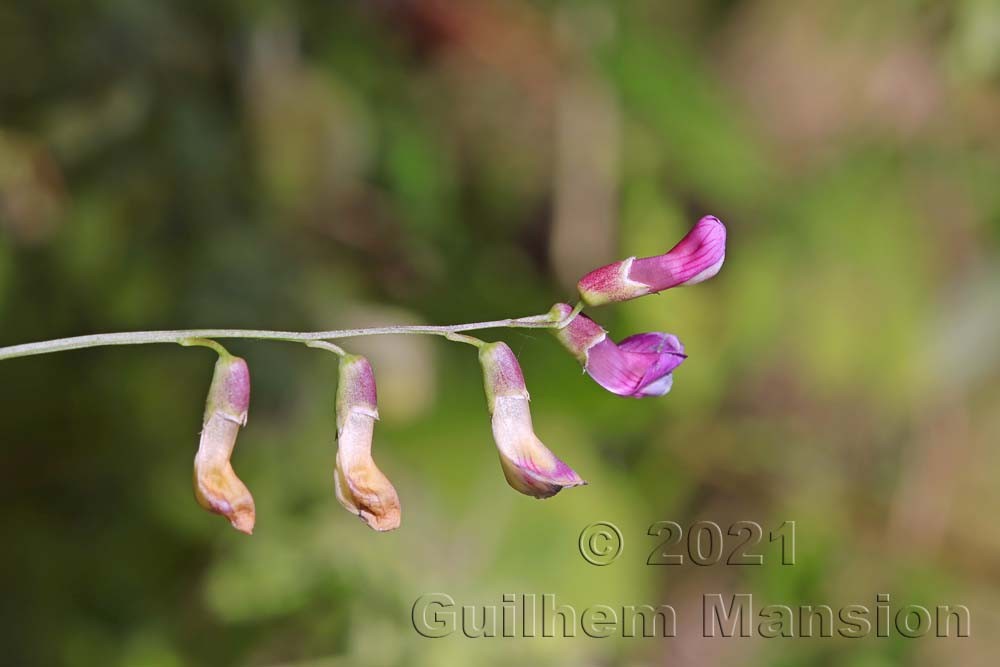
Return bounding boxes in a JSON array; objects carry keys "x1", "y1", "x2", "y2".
[{"x1": 2, "y1": 1, "x2": 1000, "y2": 665}]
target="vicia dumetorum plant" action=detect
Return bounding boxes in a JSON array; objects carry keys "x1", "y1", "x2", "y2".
[{"x1": 0, "y1": 216, "x2": 726, "y2": 534}]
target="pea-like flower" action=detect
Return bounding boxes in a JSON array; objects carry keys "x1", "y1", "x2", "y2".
[
  {"x1": 577, "y1": 215, "x2": 726, "y2": 306},
  {"x1": 478, "y1": 342, "x2": 586, "y2": 498},
  {"x1": 334, "y1": 354, "x2": 401, "y2": 531},
  {"x1": 550, "y1": 303, "x2": 686, "y2": 398},
  {"x1": 194, "y1": 353, "x2": 256, "y2": 534}
]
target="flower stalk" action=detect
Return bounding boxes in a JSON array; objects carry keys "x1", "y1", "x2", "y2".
[
  {"x1": 0, "y1": 314, "x2": 562, "y2": 362},
  {"x1": 0, "y1": 214, "x2": 727, "y2": 534}
]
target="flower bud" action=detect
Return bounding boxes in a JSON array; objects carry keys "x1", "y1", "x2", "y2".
[
  {"x1": 577, "y1": 215, "x2": 726, "y2": 306},
  {"x1": 334, "y1": 355, "x2": 401, "y2": 531},
  {"x1": 550, "y1": 303, "x2": 686, "y2": 398},
  {"x1": 479, "y1": 342, "x2": 585, "y2": 498},
  {"x1": 194, "y1": 354, "x2": 255, "y2": 534}
]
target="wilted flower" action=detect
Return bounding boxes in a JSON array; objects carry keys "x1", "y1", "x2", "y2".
[
  {"x1": 550, "y1": 303, "x2": 686, "y2": 398},
  {"x1": 577, "y1": 215, "x2": 726, "y2": 306},
  {"x1": 478, "y1": 342, "x2": 586, "y2": 498},
  {"x1": 194, "y1": 353, "x2": 255, "y2": 534},
  {"x1": 334, "y1": 354, "x2": 401, "y2": 531}
]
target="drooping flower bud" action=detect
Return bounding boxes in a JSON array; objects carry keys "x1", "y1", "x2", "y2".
[
  {"x1": 334, "y1": 354, "x2": 401, "y2": 531},
  {"x1": 576, "y1": 215, "x2": 726, "y2": 306},
  {"x1": 478, "y1": 342, "x2": 586, "y2": 498},
  {"x1": 550, "y1": 303, "x2": 686, "y2": 398},
  {"x1": 194, "y1": 353, "x2": 255, "y2": 534}
]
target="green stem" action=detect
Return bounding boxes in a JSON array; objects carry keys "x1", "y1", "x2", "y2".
[
  {"x1": 305, "y1": 340, "x2": 347, "y2": 356},
  {"x1": 0, "y1": 313, "x2": 561, "y2": 361},
  {"x1": 179, "y1": 338, "x2": 231, "y2": 356},
  {"x1": 554, "y1": 301, "x2": 585, "y2": 330},
  {"x1": 443, "y1": 332, "x2": 485, "y2": 348}
]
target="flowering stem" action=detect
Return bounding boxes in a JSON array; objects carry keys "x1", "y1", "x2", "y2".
[{"x1": 0, "y1": 312, "x2": 564, "y2": 361}]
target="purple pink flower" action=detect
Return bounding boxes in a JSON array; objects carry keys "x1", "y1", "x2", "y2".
[
  {"x1": 550, "y1": 303, "x2": 686, "y2": 398},
  {"x1": 577, "y1": 215, "x2": 726, "y2": 306},
  {"x1": 478, "y1": 342, "x2": 586, "y2": 498},
  {"x1": 194, "y1": 353, "x2": 256, "y2": 535},
  {"x1": 334, "y1": 355, "x2": 401, "y2": 532}
]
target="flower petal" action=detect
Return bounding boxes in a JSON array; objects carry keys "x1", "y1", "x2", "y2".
[
  {"x1": 583, "y1": 338, "x2": 648, "y2": 395},
  {"x1": 335, "y1": 410, "x2": 401, "y2": 532},
  {"x1": 634, "y1": 373, "x2": 673, "y2": 397},
  {"x1": 617, "y1": 332, "x2": 685, "y2": 356},
  {"x1": 491, "y1": 395, "x2": 586, "y2": 498},
  {"x1": 617, "y1": 332, "x2": 686, "y2": 396},
  {"x1": 628, "y1": 215, "x2": 727, "y2": 290}
]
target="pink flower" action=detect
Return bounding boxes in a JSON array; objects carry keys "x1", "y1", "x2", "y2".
[
  {"x1": 194, "y1": 353, "x2": 256, "y2": 535},
  {"x1": 577, "y1": 215, "x2": 726, "y2": 306},
  {"x1": 478, "y1": 342, "x2": 586, "y2": 498},
  {"x1": 334, "y1": 355, "x2": 401, "y2": 532},
  {"x1": 550, "y1": 303, "x2": 686, "y2": 398}
]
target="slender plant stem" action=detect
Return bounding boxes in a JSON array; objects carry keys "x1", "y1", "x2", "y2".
[
  {"x1": 0, "y1": 312, "x2": 564, "y2": 361},
  {"x1": 442, "y1": 332, "x2": 485, "y2": 348},
  {"x1": 304, "y1": 340, "x2": 347, "y2": 356},
  {"x1": 555, "y1": 301, "x2": 584, "y2": 329},
  {"x1": 179, "y1": 338, "x2": 232, "y2": 357}
]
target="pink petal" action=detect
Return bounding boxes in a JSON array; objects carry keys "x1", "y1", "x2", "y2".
[{"x1": 628, "y1": 216, "x2": 727, "y2": 291}]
